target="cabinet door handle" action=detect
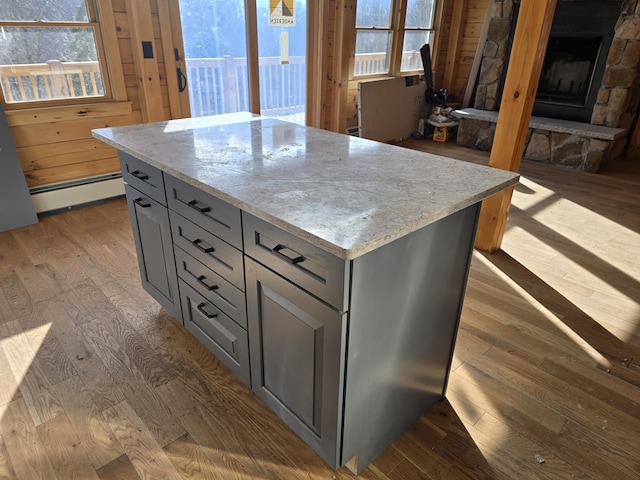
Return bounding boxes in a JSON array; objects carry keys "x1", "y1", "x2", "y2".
[
  {"x1": 196, "y1": 302, "x2": 218, "y2": 319},
  {"x1": 188, "y1": 199, "x2": 211, "y2": 213},
  {"x1": 192, "y1": 238, "x2": 215, "y2": 254},
  {"x1": 273, "y1": 244, "x2": 305, "y2": 264},
  {"x1": 130, "y1": 170, "x2": 149, "y2": 181},
  {"x1": 197, "y1": 275, "x2": 219, "y2": 291},
  {"x1": 134, "y1": 198, "x2": 151, "y2": 208}
]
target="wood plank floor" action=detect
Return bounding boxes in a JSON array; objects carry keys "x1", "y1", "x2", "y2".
[{"x1": 0, "y1": 142, "x2": 639, "y2": 479}]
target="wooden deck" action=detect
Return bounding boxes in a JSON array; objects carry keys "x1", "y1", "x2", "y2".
[{"x1": 0, "y1": 141, "x2": 639, "y2": 479}]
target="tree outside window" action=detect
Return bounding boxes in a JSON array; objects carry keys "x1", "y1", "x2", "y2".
[
  {"x1": 0, "y1": 0, "x2": 109, "y2": 104},
  {"x1": 354, "y1": 0, "x2": 437, "y2": 77}
]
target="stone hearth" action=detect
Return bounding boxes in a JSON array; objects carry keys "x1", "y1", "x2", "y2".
[{"x1": 456, "y1": 0, "x2": 640, "y2": 172}]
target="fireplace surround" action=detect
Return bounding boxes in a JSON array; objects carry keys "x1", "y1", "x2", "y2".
[{"x1": 456, "y1": 0, "x2": 640, "y2": 172}]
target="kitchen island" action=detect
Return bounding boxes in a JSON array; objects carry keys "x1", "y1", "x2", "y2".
[{"x1": 93, "y1": 113, "x2": 518, "y2": 474}]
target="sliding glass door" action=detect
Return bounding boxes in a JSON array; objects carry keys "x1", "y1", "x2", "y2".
[{"x1": 178, "y1": 0, "x2": 306, "y2": 125}]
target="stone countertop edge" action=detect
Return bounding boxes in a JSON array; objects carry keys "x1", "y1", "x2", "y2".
[{"x1": 92, "y1": 118, "x2": 519, "y2": 260}]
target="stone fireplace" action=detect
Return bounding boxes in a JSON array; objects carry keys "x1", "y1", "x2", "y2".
[{"x1": 455, "y1": 0, "x2": 640, "y2": 172}]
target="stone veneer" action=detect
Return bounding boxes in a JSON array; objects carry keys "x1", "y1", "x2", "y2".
[{"x1": 457, "y1": 0, "x2": 640, "y2": 171}]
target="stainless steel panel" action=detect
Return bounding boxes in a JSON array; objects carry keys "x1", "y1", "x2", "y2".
[
  {"x1": 120, "y1": 152, "x2": 166, "y2": 205},
  {"x1": 170, "y1": 210, "x2": 244, "y2": 290},
  {"x1": 179, "y1": 279, "x2": 250, "y2": 385},
  {"x1": 243, "y1": 213, "x2": 349, "y2": 311},
  {"x1": 245, "y1": 257, "x2": 346, "y2": 469},
  {"x1": 175, "y1": 246, "x2": 247, "y2": 329},
  {"x1": 340, "y1": 203, "x2": 480, "y2": 473},
  {"x1": 165, "y1": 175, "x2": 242, "y2": 249}
]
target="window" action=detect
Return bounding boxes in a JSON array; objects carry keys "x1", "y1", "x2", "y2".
[
  {"x1": 354, "y1": 0, "x2": 437, "y2": 77},
  {"x1": 0, "y1": 0, "x2": 109, "y2": 104}
]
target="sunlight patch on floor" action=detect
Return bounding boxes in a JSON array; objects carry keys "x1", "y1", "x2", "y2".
[
  {"x1": 473, "y1": 253, "x2": 605, "y2": 365},
  {"x1": 507, "y1": 178, "x2": 640, "y2": 342},
  {"x1": 0, "y1": 323, "x2": 52, "y2": 420}
]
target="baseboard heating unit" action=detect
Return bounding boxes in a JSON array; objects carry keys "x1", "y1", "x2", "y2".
[{"x1": 30, "y1": 173, "x2": 125, "y2": 214}]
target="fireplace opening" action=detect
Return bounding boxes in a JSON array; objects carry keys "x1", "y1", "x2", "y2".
[
  {"x1": 498, "y1": 1, "x2": 622, "y2": 123},
  {"x1": 537, "y1": 36, "x2": 601, "y2": 108}
]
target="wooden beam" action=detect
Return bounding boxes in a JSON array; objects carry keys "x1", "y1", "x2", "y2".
[
  {"x1": 330, "y1": 0, "x2": 356, "y2": 134},
  {"x1": 474, "y1": 0, "x2": 557, "y2": 252},
  {"x1": 95, "y1": 0, "x2": 128, "y2": 101},
  {"x1": 245, "y1": 0, "x2": 260, "y2": 115},
  {"x1": 125, "y1": 0, "x2": 165, "y2": 123},
  {"x1": 306, "y1": 1, "x2": 326, "y2": 127},
  {"x1": 157, "y1": 0, "x2": 190, "y2": 119}
]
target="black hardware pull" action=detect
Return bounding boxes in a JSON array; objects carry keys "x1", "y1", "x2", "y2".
[
  {"x1": 188, "y1": 199, "x2": 211, "y2": 213},
  {"x1": 197, "y1": 275, "x2": 218, "y2": 291},
  {"x1": 273, "y1": 244, "x2": 304, "y2": 264},
  {"x1": 177, "y1": 67, "x2": 187, "y2": 92},
  {"x1": 130, "y1": 170, "x2": 149, "y2": 181},
  {"x1": 192, "y1": 238, "x2": 214, "y2": 254},
  {"x1": 196, "y1": 302, "x2": 217, "y2": 319},
  {"x1": 134, "y1": 198, "x2": 151, "y2": 208}
]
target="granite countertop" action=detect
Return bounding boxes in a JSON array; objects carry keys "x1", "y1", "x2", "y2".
[{"x1": 93, "y1": 113, "x2": 519, "y2": 260}]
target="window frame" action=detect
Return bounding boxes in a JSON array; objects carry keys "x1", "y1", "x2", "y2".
[
  {"x1": 0, "y1": 0, "x2": 115, "y2": 108},
  {"x1": 353, "y1": 0, "x2": 438, "y2": 79}
]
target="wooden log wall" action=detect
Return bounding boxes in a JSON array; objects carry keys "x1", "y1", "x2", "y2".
[{"x1": 4, "y1": 0, "x2": 172, "y2": 189}]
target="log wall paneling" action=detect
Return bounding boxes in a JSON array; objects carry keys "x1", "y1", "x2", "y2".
[
  {"x1": 443, "y1": 0, "x2": 467, "y2": 99},
  {"x1": 474, "y1": 0, "x2": 557, "y2": 252},
  {"x1": 331, "y1": 0, "x2": 357, "y2": 134},
  {"x1": 124, "y1": 0, "x2": 166, "y2": 123}
]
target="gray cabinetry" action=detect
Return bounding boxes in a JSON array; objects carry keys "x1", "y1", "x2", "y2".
[
  {"x1": 166, "y1": 175, "x2": 250, "y2": 384},
  {"x1": 123, "y1": 181, "x2": 180, "y2": 320},
  {"x1": 118, "y1": 154, "x2": 484, "y2": 474},
  {"x1": 245, "y1": 256, "x2": 347, "y2": 468}
]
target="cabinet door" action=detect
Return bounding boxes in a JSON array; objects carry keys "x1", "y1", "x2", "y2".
[
  {"x1": 125, "y1": 184, "x2": 180, "y2": 319},
  {"x1": 245, "y1": 257, "x2": 346, "y2": 469}
]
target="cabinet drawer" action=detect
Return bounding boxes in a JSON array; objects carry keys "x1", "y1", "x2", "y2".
[
  {"x1": 175, "y1": 247, "x2": 247, "y2": 329},
  {"x1": 120, "y1": 152, "x2": 166, "y2": 205},
  {"x1": 243, "y1": 213, "x2": 348, "y2": 311},
  {"x1": 179, "y1": 280, "x2": 250, "y2": 386},
  {"x1": 170, "y1": 211, "x2": 244, "y2": 290},
  {"x1": 165, "y1": 175, "x2": 242, "y2": 249}
]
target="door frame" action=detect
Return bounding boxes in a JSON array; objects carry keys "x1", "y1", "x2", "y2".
[{"x1": 165, "y1": 0, "x2": 323, "y2": 125}]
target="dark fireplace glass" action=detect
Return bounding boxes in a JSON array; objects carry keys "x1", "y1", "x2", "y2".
[{"x1": 537, "y1": 36, "x2": 602, "y2": 107}]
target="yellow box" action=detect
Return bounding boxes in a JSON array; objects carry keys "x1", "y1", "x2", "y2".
[{"x1": 433, "y1": 126, "x2": 451, "y2": 142}]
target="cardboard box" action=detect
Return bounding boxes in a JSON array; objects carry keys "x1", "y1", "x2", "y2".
[{"x1": 433, "y1": 126, "x2": 452, "y2": 142}]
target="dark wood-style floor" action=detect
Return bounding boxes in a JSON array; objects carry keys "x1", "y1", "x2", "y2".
[{"x1": 0, "y1": 142, "x2": 639, "y2": 479}]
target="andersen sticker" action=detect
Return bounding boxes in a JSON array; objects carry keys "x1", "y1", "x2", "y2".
[{"x1": 269, "y1": 0, "x2": 295, "y2": 26}]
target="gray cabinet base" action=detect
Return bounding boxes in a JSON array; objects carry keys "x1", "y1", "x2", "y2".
[{"x1": 341, "y1": 203, "x2": 480, "y2": 473}]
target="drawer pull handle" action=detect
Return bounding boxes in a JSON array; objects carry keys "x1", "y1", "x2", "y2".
[
  {"x1": 197, "y1": 275, "x2": 219, "y2": 291},
  {"x1": 188, "y1": 199, "x2": 211, "y2": 214},
  {"x1": 192, "y1": 238, "x2": 215, "y2": 254},
  {"x1": 273, "y1": 244, "x2": 305, "y2": 264},
  {"x1": 134, "y1": 198, "x2": 151, "y2": 208},
  {"x1": 196, "y1": 302, "x2": 218, "y2": 319},
  {"x1": 130, "y1": 170, "x2": 149, "y2": 181}
]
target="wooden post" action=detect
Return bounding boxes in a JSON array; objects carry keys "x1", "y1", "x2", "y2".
[
  {"x1": 245, "y1": 0, "x2": 260, "y2": 114},
  {"x1": 330, "y1": 0, "x2": 356, "y2": 134},
  {"x1": 125, "y1": 0, "x2": 165, "y2": 123},
  {"x1": 157, "y1": 0, "x2": 190, "y2": 119},
  {"x1": 474, "y1": 0, "x2": 557, "y2": 252}
]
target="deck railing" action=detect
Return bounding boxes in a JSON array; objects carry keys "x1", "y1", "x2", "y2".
[
  {"x1": 0, "y1": 61, "x2": 103, "y2": 103},
  {"x1": 0, "y1": 51, "x2": 423, "y2": 111}
]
